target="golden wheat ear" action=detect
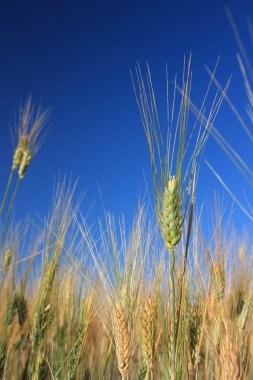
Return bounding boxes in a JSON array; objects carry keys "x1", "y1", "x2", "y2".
[
  {"x1": 113, "y1": 302, "x2": 131, "y2": 379},
  {"x1": 211, "y1": 261, "x2": 226, "y2": 302},
  {"x1": 12, "y1": 136, "x2": 28, "y2": 171},
  {"x1": 139, "y1": 293, "x2": 158, "y2": 377},
  {"x1": 220, "y1": 331, "x2": 241, "y2": 380}
]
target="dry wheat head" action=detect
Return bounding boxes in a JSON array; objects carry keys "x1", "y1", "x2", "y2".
[
  {"x1": 140, "y1": 296, "x2": 156, "y2": 370},
  {"x1": 12, "y1": 135, "x2": 28, "y2": 171},
  {"x1": 221, "y1": 333, "x2": 241, "y2": 380},
  {"x1": 212, "y1": 261, "x2": 226, "y2": 302},
  {"x1": 113, "y1": 302, "x2": 131, "y2": 379}
]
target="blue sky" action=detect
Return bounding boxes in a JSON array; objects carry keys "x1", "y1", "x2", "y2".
[{"x1": 0, "y1": 0, "x2": 253, "y2": 234}]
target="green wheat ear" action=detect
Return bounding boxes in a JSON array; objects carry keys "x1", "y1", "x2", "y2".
[{"x1": 161, "y1": 176, "x2": 182, "y2": 252}]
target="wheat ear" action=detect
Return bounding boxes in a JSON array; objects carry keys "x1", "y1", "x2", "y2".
[
  {"x1": 212, "y1": 262, "x2": 226, "y2": 302},
  {"x1": 140, "y1": 296, "x2": 156, "y2": 374},
  {"x1": 161, "y1": 176, "x2": 182, "y2": 252},
  {"x1": 12, "y1": 136, "x2": 28, "y2": 171},
  {"x1": 220, "y1": 333, "x2": 241, "y2": 380},
  {"x1": 18, "y1": 149, "x2": 32, "y2": 179},
  {"x1": 113, "y1": 302, "x2": 130, "y2": 379}
]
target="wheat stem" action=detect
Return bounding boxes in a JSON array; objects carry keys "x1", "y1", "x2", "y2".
[
  {"x1": 176, "y1": 182, "x2": 195, "y2": 350},
  {"x1": 1, "y1": 179, "x2": 20, "y2": 243},
  {"x1": 0, "y1": 171, "x2": 14, "y2": 217},
  {"x1": 170, "y1": 248, "x2": 176, "y2": 380},
  {"x1": 99, "y1": 341, "x2": 112, "y2": 380}
]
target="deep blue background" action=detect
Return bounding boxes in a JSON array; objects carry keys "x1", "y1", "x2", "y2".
[{"x1": 0, "y1": 0, "x2": 252, "y2": 236}]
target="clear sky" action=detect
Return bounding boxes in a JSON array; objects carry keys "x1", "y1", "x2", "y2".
[{"x1": 0, "y1": 0, "x2": 253, "y2": 234}]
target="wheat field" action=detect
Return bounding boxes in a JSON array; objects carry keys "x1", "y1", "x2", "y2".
[{"x1": 1, "y1": 17, "x2": 253, "y2": 380}]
